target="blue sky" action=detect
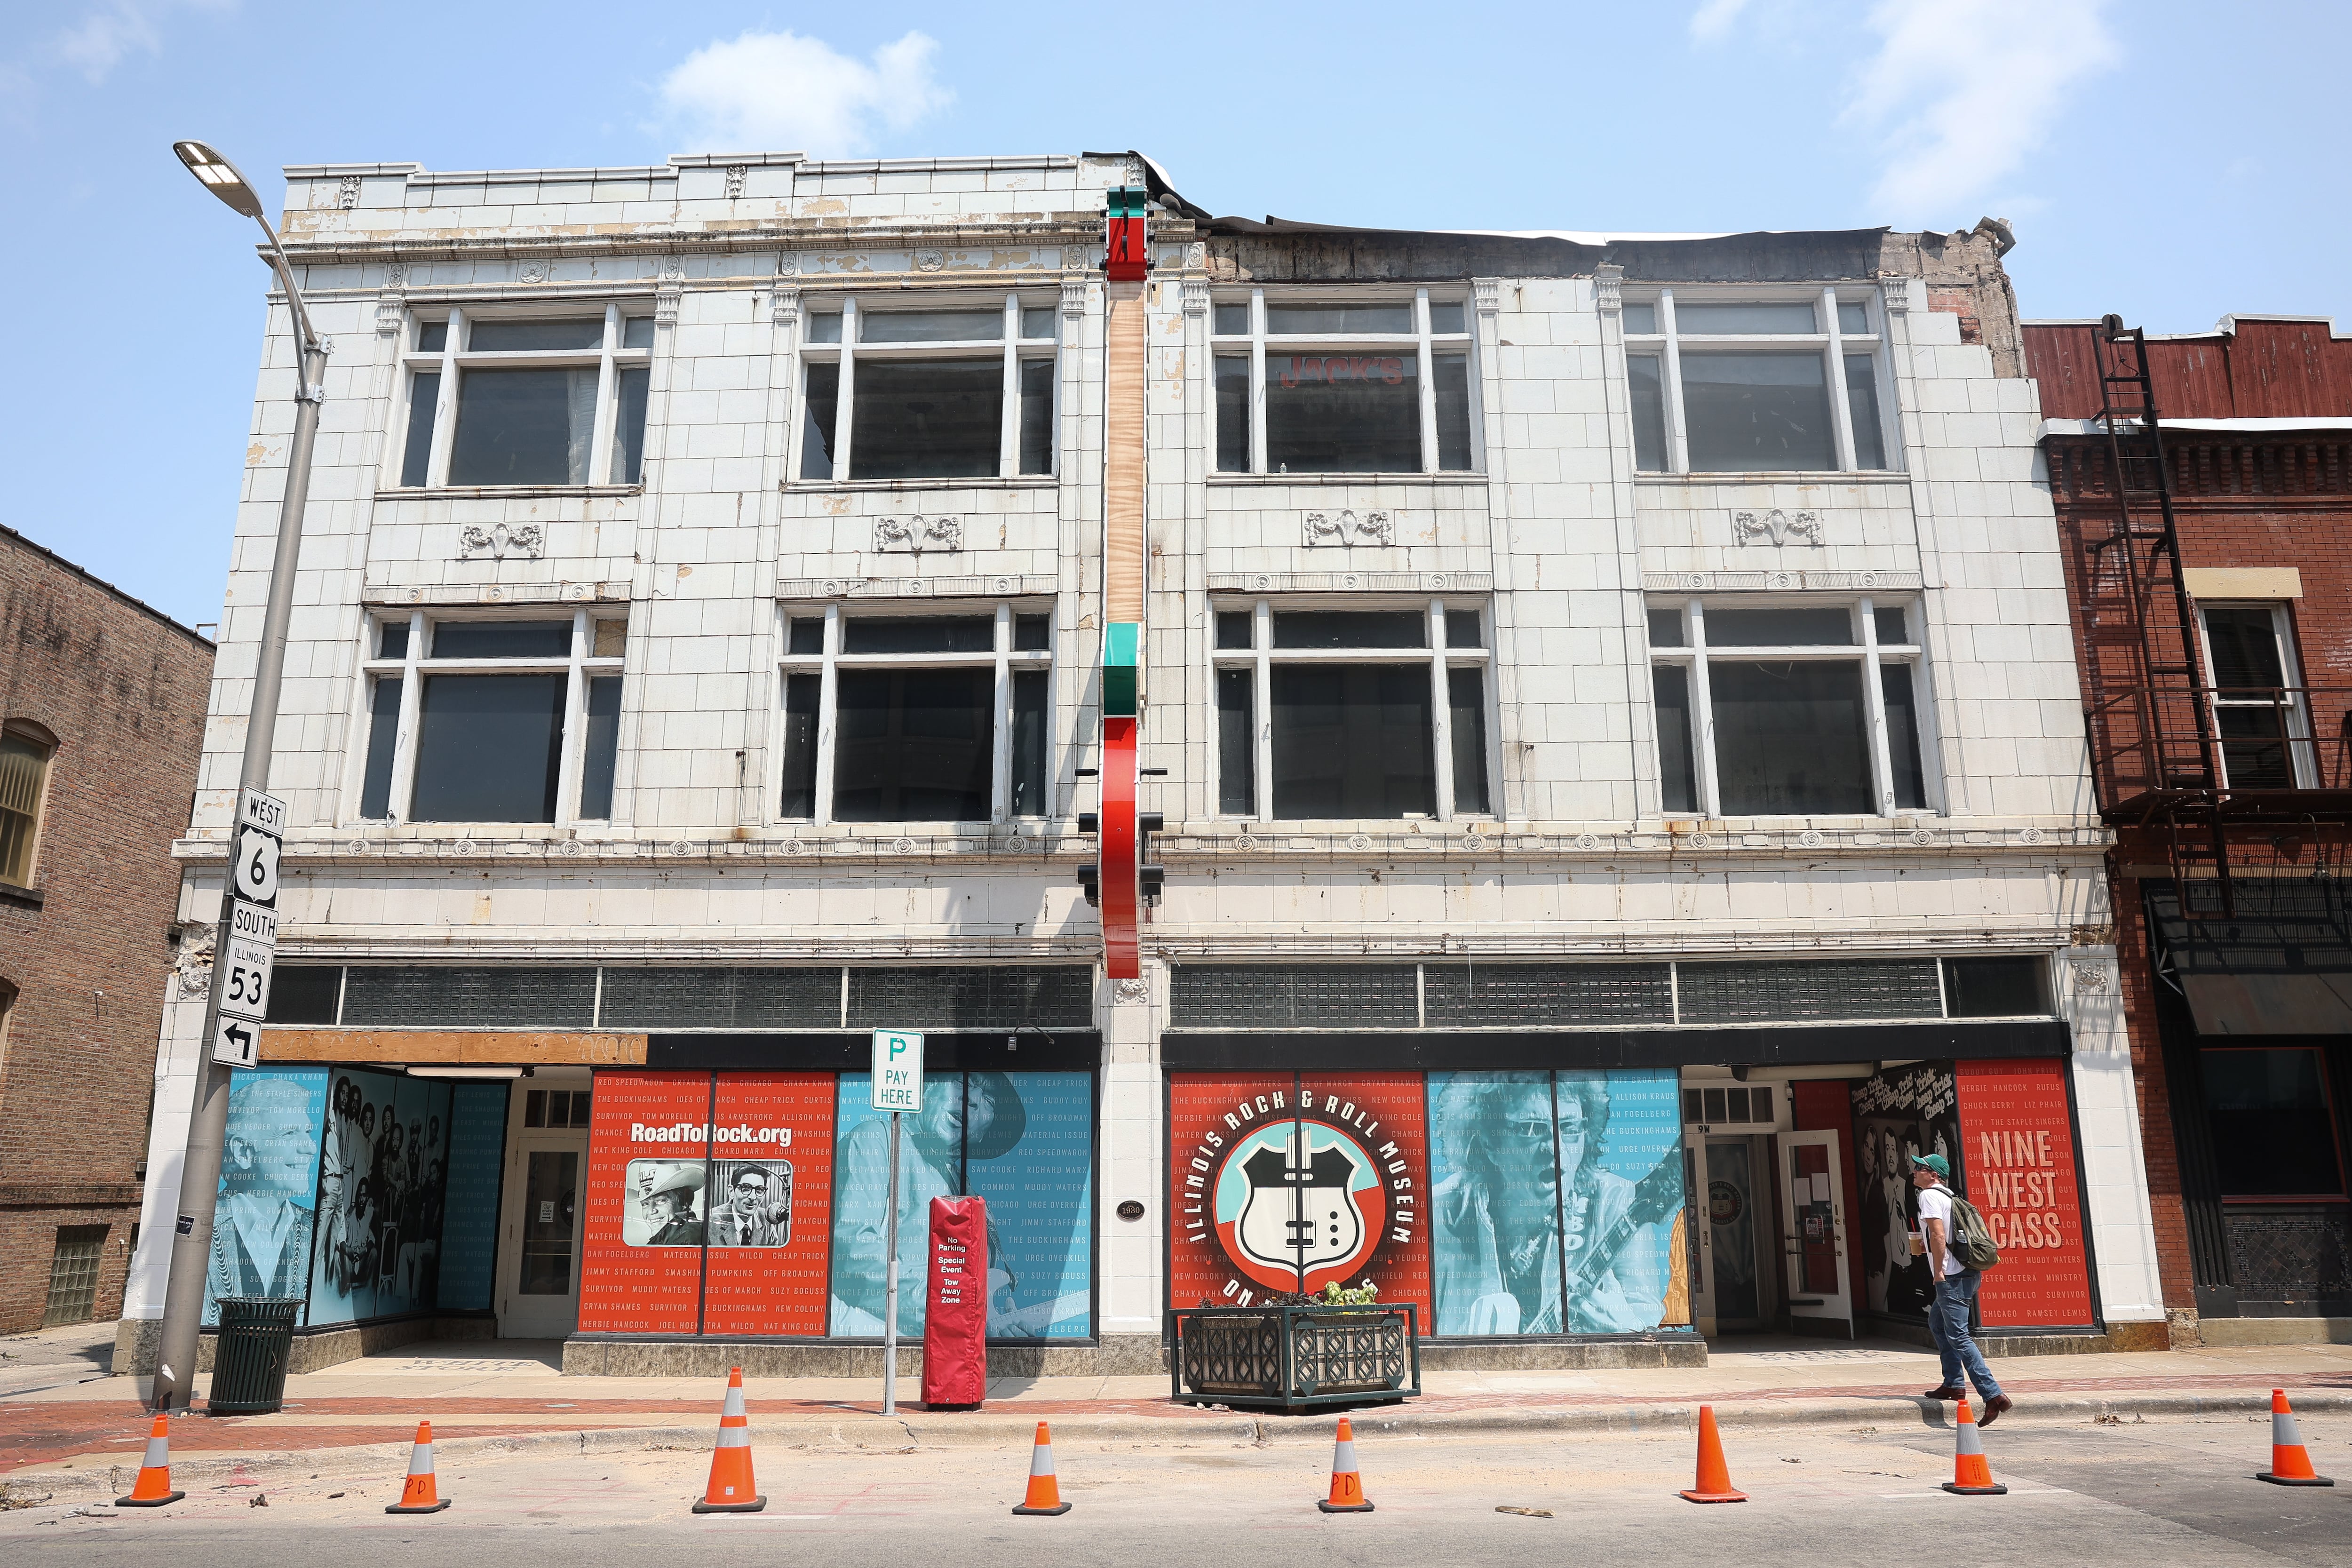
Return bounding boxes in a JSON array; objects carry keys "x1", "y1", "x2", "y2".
[{"x1": 3, "y1": 0, "x2": 2346, "y2": 627}]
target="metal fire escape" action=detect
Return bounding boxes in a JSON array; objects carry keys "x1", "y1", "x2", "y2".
[{"x1": 2076, "y1": 316, "x2": 2352, "y2": 916}]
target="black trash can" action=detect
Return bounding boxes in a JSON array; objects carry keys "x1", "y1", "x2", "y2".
[{"x1": 207, "y1": 1297, "x2": 302, "y2": 1415}]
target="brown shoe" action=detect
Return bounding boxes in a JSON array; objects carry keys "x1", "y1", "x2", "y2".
[
  {"x1": 1924, "y1": 1385, "x2": 1964, "y2": 1401},
  {"x1": 1977, "y1": 1394, "x2": 2013, "y2": 1429}
]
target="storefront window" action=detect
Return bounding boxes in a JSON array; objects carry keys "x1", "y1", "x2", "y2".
[{"x1": 2201, "y1": 1048, "x2": 2346, "y2": 1198}]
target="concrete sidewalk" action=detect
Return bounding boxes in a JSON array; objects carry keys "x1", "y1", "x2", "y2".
[{"x1": 6, "y1": 1335, "x2": 2349, "y2": 1488}]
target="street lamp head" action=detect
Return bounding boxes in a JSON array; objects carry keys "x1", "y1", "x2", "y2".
[{"x1": 173, "y1": 140, "x2": 265, "y2": 220}]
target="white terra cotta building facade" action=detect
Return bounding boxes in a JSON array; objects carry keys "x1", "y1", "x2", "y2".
[{"x1": 120, "y1": 151, "x2": 2166, "y2": 1379}]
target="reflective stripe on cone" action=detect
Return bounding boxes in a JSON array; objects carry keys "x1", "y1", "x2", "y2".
[
  {"x1": 386, "y1": 1420, "x2": 452, "y2": 1513},
  {"x1": 2258, "y1": 1388, "x2": 2335, "y2": 1487},
  {"x1": 692, "y1": 1367, "x2": 766, "y2": 1513},
  {"x1": 1012, "y1": 1421, "x2": 1072, "y2": 1515},
  {"x1": 1941, "y1": 1398, "x2": 2008, "y2": 1496},
  {"x1": 114, "y1": 1414, "x2": 183, "y2": 1507},
  {"x1": 1318, "y1": 1416, "x2": 1375, "y2": 1513}
]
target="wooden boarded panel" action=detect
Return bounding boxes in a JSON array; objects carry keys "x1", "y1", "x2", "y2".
[{"x1": 1104, "y1": 280, "x2": 1148, "y2": 627}]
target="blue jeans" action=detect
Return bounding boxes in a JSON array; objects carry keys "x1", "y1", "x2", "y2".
[{"x1": 1928, "y1": 1271, "x2": 2003, "y2": 1400}]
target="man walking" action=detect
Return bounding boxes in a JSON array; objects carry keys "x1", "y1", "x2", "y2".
[{"x1": 1912, "y1": 1153, "x2": 2011, "y2": 1426}]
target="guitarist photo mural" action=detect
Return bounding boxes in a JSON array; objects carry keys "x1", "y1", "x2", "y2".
[{"x1": 1429, "y1": 1069, "x2": 1690, "y2": 1336}]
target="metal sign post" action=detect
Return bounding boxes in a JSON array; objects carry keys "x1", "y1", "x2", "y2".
[{"x1": 870, "y1": 1029, "x2": 923, "y2": 1416}]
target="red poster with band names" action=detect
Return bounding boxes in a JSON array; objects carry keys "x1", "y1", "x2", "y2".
[
  {"x1": 702, "y1": 1074, "x2": 834, "y2": 1337},
  {"x1": 1955, "y1": 1059, "x2": 2096, "y2": 1328},
  {"x1": 579, "y1": 1071, "x2": 708, "y2": 1334}
]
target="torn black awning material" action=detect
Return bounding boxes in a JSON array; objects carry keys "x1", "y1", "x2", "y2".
[{"x1": 2146, "y1": 882, "x2": 2352, "y2": 1036}]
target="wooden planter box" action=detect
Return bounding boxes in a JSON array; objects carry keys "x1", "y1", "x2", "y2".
[{"x1": 1167, "y1": 1304, "x2": 1421, "y2": 1412}]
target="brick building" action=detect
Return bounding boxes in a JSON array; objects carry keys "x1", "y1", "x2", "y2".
[
  {"x1": 119, "y1": 153, "x2": 2164, "y2": 1376},
  {"x1": 0, "y1": 526, "x2": 213, "y2": 1334},
  {"x1": 2028, "y1": 314, "x2": 2352, "y2": 1341}
]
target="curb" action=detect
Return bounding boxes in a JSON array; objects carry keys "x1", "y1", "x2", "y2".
[{"x1": 5, "y1": 1390, "x2": 2344, "y2": 1503}]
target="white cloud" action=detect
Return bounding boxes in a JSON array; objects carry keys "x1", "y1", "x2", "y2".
[
  {"x1": 656, "y1": 30, "x2": 952, "y2": 157},
  {"x1": 1843, "y1": 0, "x2": 2117, "y2": 222},
  {"x1": 53, "y1": 0, "x2": 230, "y2": 84},
  {"x1": 1688, "y1": 0, "x2": 1753, "y2": 42}
]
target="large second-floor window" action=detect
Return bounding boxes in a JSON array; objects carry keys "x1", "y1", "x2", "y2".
[
  {"x1": 799, "y1": 298, "x2": 1058, "y2": 482},
  {"x1": 1213, "y1": 291, "x2": 1476, "y2": 475},
  {"x1": 1649, "y1": 599, "x2": 1929, "y2": 818},
  {"x1": 358, "y1": 612, "x2": 626, "y2": 825},
  {"x1": 778, "y1": 606, "x2": 1051, "y2": 824},
  {"x1": 2199, "y1": 603, "x2": 2310, "y2": 789},
  {"x1": 397, "y1": 308, "x2": 653, "y2": 488},
  {"x1": 1624, "y1": 291, "x2": 1889, "y2": 474},
  {"x1": 1213, "y1": 601, "x2": 1491, "y2": 821}
]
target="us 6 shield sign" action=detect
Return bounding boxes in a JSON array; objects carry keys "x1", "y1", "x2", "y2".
[
  {"x1": 870, "y1": 1029, "x2": 924, "y2": 1112},
  {"x1": 232, "y1": 828, "x2": 281, "y2": 906}
]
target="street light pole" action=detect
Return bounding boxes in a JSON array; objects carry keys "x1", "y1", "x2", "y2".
[{"x1": 150, "y1": 140, "x2": 328, "y2": 1414}]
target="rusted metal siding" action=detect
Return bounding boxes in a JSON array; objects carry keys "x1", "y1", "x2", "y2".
[{"x1": 2025, "y1": 319, "x2": 2352, "y2": 420}]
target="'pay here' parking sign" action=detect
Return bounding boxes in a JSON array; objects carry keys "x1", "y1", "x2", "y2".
[{"x1": 870, "y1": 1029, "x2": 925, "y2": 1112}]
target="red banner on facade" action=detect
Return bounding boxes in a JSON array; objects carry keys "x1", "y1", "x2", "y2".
[
  {"x1": 1954, "y1": 1059, "x2": 2096, "y2": 1328},
  {"x1": 922, "y1": 1195, "x2": 989, "y2": 1407},
  {"x1": 701, "y1": 1074, "x2": 835, "y2": 1338},
  {"x1": 579, "y1": 1071, "x2": 709, "y2": 1334}
]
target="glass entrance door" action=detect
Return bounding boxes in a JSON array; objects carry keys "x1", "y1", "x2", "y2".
[
  {"x1": 1779, "y1": 1130, "x2": 1854, "y2": 1337},
  {"x1": 1702, "y1": 1139, "x2": 1765, "y2": 1330},
  {"x1": 497, "y1": 1082, "x2": 590, "y2": 1338}
]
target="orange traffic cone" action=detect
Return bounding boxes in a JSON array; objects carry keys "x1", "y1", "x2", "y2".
[
  {"x1": 1940, "y1": 1396, "x2": 2007, "y2": 1496},
  {"x1": 2257, "y1": 1388, "x2": 2336, "y2": 1487},
  {"x1": 385, "y1": 1420, "x2": 452, "y2": 1513},
  {"x1": 1317, "y1": 1416, "x2": 1375, "y2": 1513},
  {"x1": 1678, "y1": 1404, "x2": 1748, "y2": 1503},
  {"x1": 691, "y1": 1367, "x2": 766, "y2": 1513},
  {"x1": 114, "y1": 1413, "x2": 184, "y2": 1507},
  {"x1": 1010, "y1": 1421, "x2": 1073, "y2": 1515}
]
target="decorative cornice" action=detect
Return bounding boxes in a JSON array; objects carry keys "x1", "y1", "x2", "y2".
[
  {"x1": 1474, "y1": 278, "x2": 1503, "y2": 318},
  {"x1": 1594, "y1": 263, "x2": 1623, "y2": 314},
  {"x1": 1180, "y1": 278, "x2": 1210, "y2": 317}
]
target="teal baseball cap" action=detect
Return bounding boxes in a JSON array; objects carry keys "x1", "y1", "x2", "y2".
[{"x1": 1910, "y1": 1153, "x2": 1950, "y2": 1179}]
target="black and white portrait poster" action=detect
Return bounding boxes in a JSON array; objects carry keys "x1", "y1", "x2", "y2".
[{"x1": 1851, "y1": 1062, "x2": 1961, "y2": 1320}]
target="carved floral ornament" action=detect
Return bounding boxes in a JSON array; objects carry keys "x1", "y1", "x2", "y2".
[
  {"x1": 458, "y1": 523, "x2": 545, "y2": 561},
  {"x1": 1302, "y1": 509, "x2": 1395, "y2": 548},
  {"x1": 1733, "y1": 508, "x2": 1823, "y2": 547},
  {"x1": 874, "y1": 516, "x2": 962, "y2": 554}
]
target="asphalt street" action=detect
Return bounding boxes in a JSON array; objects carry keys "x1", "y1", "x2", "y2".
[{"x1": 4, "y1": 1412, "x2": 2346, "y2": 1566}]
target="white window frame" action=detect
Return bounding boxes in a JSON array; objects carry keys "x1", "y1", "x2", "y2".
[
  {"x1": 389, "y1": 303, "x2": 654, "y2": 490},
  {"x1": 795, "y1": 294, "x2": 1061, "y2": 483},
  {"x1": 1622, "y1": 287, "x2": 1893, "y2": 475},
  {"x1": 1210, "y1": 598, "x2": 1494, "y2": 823},
  {"x1": 775, "y1": 602, "x2": 1054, "y2": 826},
  {"x1": 351, "y1": 608, "x2": 626, "y2": 828},
  {"x1": 2197, "y1": 601, "x2": 2313, "y2": 788},
  {"x1": 1647, "y1": 597, "x2": 1932, "y2": 819},
  {"x1": 1208, "y1": 287, "x2": 1481, "y2": 476}
]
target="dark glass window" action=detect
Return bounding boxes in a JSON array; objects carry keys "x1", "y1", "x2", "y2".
[
  {"x1": 410, "y1": 674, "x2": 568, "y2": 822},
  {"x1": 1217, "y1": 669, "x2": 1255, "y2": 815},
  {"x1": 787, "y1": 618, "x2": 825, "y2": 655},
  {"x1": 2204, "y1": 608, "x2": 2294, "y2": 788},
  {"x1": 468, "y1": 318, "x2": 603, "y2": 351},
  {"x1": 1622, "y1": 302, "x2": 1658, "y2": 334},
  {"x1": 1017, "y1": 358, "x2": 1054, "y2": 475},
  {"x1": 2205, "y1": 607, "x2": 2286, "y2": 689},
  {"x1": 1013, "y1": 614, "x2": 1050, "y2": 652},
  {"x1": 400, "y1": 372, "x2": 439, "y2": 486},
  {"x1": 842, "y1": 617, "x2": 994, "y2": 655},
  {"x1": 1944, "y1": 956, "x2": 2045, "y2": 1017},
  {"x1": 1844, "y1": 353, "x2": 1886, "y2": 469},
  {"x1": 612, "y1": 366, "x2": 651, "y2": 483},
  {"x1": 2201, "y1": 1048, "x2": 2345, "y2": 1197},
  {"x1": 1448, "y1": 668, "x2": 1489, "y2": 815},
  {"x1": 432, "y1": 621, "x2": 572, "y2": 659},
  {"x1": 1708, "y1": 661, "x2": 1872, "y2": 814},
  {"x1": 1215, "y1": 612, "x2": 1254, "y2": 651},
  {"x1": 1270, "y1": 665, "x2": 1434, "y2": 818},
  {"x1": 266, "y1": 965, "x2": 341, "y2": 1025},
  {"x1": 1653, "y1": 666, "x2": 1697, "y2": 813},
  {"x1": 1882, "y1": 663, "x2": 1928, "y2": 808},
  {"x1": 801, "y1": 361, "x2": 840, "y2": 479},
  {"x1": 861, "y1": 310, "x2": 1001, "y2": 342},
  {"x1": 1628, "y1": 355, "x2": 1667, "y2": 471},
  {"x1": 1434, "y1": 352, "x2": 1473, "y2": 470},
  {"x1": 359, "y1": 677, "x2": 403, "y2": 820},
  {"x1": 1874, "y1": 605, "x2": 1908, "y2": 645},
  {"x1": 1837, "y1": 301, "x2": 1870, "y2": 334},
  {"x1": 1677, "y1": 301, "x2": 1817, "y2": 334},
  {"x1": 1214, "y1": 356, "x2": 1250, "y2": 472},
  {"x1": 1266, "y1": 303, "x2": 1413, "y2": 334},
  {"x1": 1681, "y1": 353, "x2": 1835, "y2": 472},
  {"x1": 1428, "y1": 301, "x2": 1467, "y2": 334},
  {"x1": 1010, "y1": 669, "x2": 1049, "y2": 816},
  {"x1": 832, "y1": 668, "x2": 992, "y2": 822},
  {"x1": 1020, "y1": 308, "x2": 1056, "y2": 341},
  {"x1": 1271, "y1": 611, "x2": 1425, "y2": 650},
  {"x1": 1647, "y1": 607, "x2": 1685, "y2": 648},
  {"x1": 448, "y1": 367, "x2": 600, "y2": 485},
  {"x1": 416, "y1": 319, "x2": 448, "y2": 352},
  {"x1": 1265, "y1": 352, "x2": 1420, "y2": 473},
  {"x1": 850, "y1": 360, "x2": 1002, "y2": 480},
  {"x1": 622, "y1": 317, "x2": 655, "y2": 350},
  {"x1": 778, "y1": 673, "x2": 819, "y2": 818},
  {"x1": 1446, "y1": 609, "x2": 1482, "y2": 649},
  {"x1": 380, "y1": 621, "x2": 410, "y2": 659},
  {"x1": 578, "y1": 676, "x2": 622, "y2": 820},
  {"x1": 1213, "y1": 303, "x2": 1250, "y2": 335},
  {"x1": 1705, "y1": 606, "x2": 1853, "y2": 646}
]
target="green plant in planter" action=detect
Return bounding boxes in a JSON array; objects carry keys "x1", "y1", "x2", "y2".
[{"x1": 1318, "y1": 1279, "x2": 1381, "y2": 1306}]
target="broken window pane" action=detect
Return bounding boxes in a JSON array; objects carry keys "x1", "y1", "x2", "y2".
[
  {"x1": 1844, "y1": 353, "x2": 1885, "y2": 469},
  {"x1": 832, "y1": 667, "x2": 993, "y2": 822},
  {"x1": 860, "y1": 310, "x2": 1001, "y2": 343},
  {"x1": 1653, "y1": 665, "x2": 1697, "y2": 813},
  {"x1": 1628, "y1": 355, "x2": 1667, "y2": 471},
  {"x1": 1217, "y1": 669, "x2": 1255, "y2": 815},
  {"x1": 801, "y1": 362, "x2": 840, "y2": 479},
  {"x1": 1272, "y1": 611, "x2": 1425, "y2": 650},
  {"x1": 591, "y1": 618, "x2": 627, "y2": 658},
  {"x1": 1681, "y1": 353, "x2": 1835, "y2": 472},
  {"x1": 1266, "y1": 303, "x2": 1413, "y2": 335},
  {"x1": 411, "y1": 673, "x2": 567, "y2": 822},
  {"x1": 1709, "y1": 660, "x2": 1871, "y2": 814},
  {"x1": 851, "y1": 359, "x2": 1002, "y2": 479},
  {"x1": 1449, "y1": 668, "x2": 1490, "y2": 814},
  {"x1": 1018, "y1": 358, "x2": 1054, "y2": 475},
  {"x1": 1270, "y1": 665, "x2": 1434, "y2": 819},
  {"x1": 449, "y1": 367, "x2": 599, "y2": 485},
  {"x1": 1434, "y1": 352, "x2": 1473, "y2": 470},
  {"x1": 1265, "y1": 352, "x2": 1420, "y2": 472},
  {"x1": 578, "y1": 676, "x2": 621, "y2": 820},
  {"x1": 611, "y1": 367, "x2": 650, "y2": 483},
  {"x1": 1010, "y1": 669, "x2": 1049, "y2": 816},
  {"x1": 469, "y1": 318, "x2": 604, "y2": 351},
  {"x1": 359, "y1": 677, "x2": 402, "y2": 820},
  {"x1": 1215, "y1": 355, "x2": 1250, "y2": 472},
  {"x1": 432, "y1": 621, "x2": 571, "y2": 659},
  {"x1": 779, "y1": 673, "x2": 819, "y2": 818},
  {"x1": 400, "y1": 373, "x2": 439, "y2": 486}
]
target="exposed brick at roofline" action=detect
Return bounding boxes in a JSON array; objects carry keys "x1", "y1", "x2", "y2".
[{"x1": 0, "y1": 532, "x2": 211, "y2": 1334}]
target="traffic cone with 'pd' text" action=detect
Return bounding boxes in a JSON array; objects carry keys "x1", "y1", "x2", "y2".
[
  {"x1": 114, "y1": 1414, "x2": 184, "y2": 1507},
  {"x1": 1941, "y1": 1396, "x2": 2007, "y2": 1496},
  {"x1": 2257, "y1": 1389, "x2": 2335, "y2": 1487},
  {"x1": 691, "y1": 1367, "x2": 766, "y2": 1513},
  {"x1": 385, "y1": 1420, "x2": 452, "y2": 1513},
  {"x1": 1317, "y1": 1416, "x2": 1375, "y2": 1513},
  {"x1": 1011, "y1": 1421, "x2": 1072, "y2": 1515},
  {"x1": 1678, "y1": 1404, "x2": 1748, "y2": 1503}
]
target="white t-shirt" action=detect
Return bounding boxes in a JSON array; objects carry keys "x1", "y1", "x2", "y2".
[{"x1": 1915, "y1": 1184, "x2": 1965, "y2": 1278}]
